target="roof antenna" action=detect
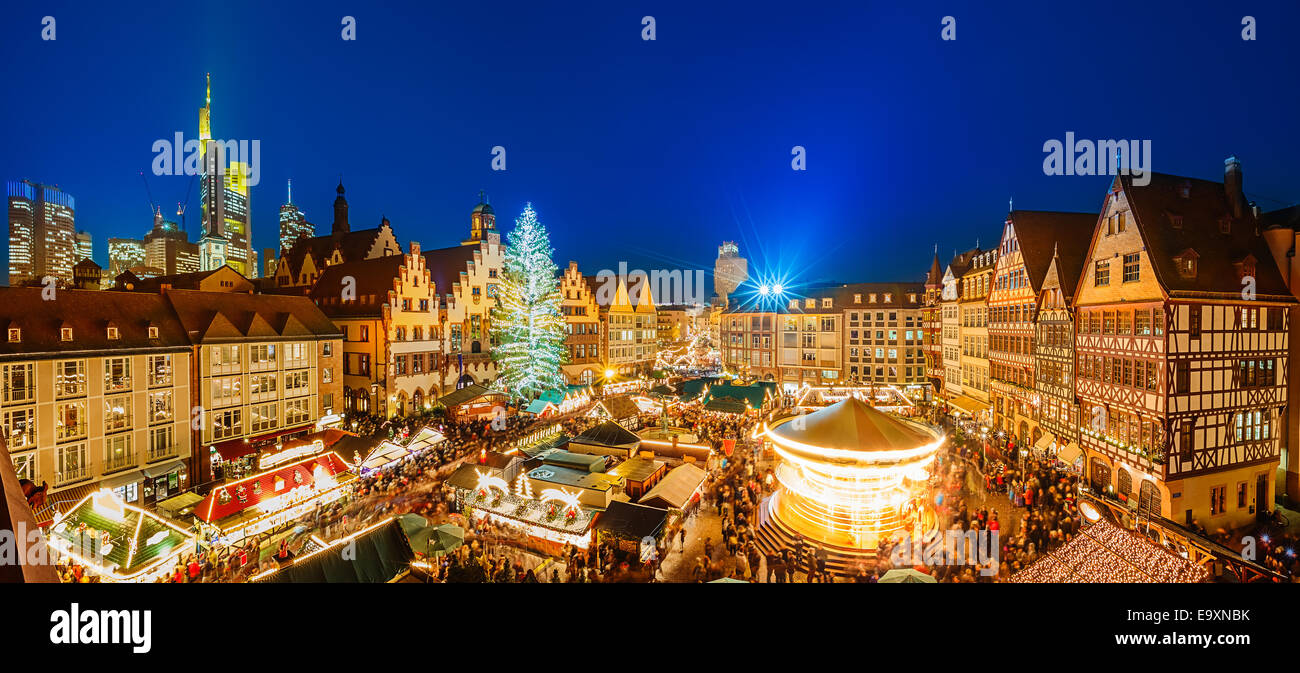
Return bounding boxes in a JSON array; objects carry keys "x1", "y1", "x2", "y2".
[{"x1": 1009, "y1": 196, "x2": 1013, "y2": 212}]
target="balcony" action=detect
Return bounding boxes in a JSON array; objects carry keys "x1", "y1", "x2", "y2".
[
  {"x1": 55, "y1": 465, "x2": 90, "y2": 486},
  {"x1": 104, "y1": 448, "x2": 138, "y2": 474},
  {"x1": 147, "y1": 443, "x2": 178, "y2": 463},
  {"x1": 2, "y1": 386, "x2": 34, "y2": 405}
]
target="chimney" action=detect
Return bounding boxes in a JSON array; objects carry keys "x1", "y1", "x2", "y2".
[{"x1": 1225, "y1": 156, "x2": 1244, "y2": 219}]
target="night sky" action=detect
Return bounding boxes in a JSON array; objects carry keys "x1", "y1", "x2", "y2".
[{"x1": 2, "y1": 0, "x2": 1298, "y2": 290}]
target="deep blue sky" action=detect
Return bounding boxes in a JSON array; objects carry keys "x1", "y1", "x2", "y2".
[{"x1": 3, "y1": 1, "x2": 1298, "y2": 290}]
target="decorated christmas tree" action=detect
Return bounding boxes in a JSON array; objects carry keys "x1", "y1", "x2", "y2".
[{"x1": 490, "y1": 203, "x2": 569, "y2": 401}]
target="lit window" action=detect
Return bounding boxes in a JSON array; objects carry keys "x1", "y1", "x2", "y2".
[
  {"x1": 61, "y1": 327, "x2": 73, "y2": 341},
  {"x1": 7, "y1": 329, "x2": 19, "y2": 342},
  {"x1": 107, "y1": 327, "x2": 119, "y2": 340}
]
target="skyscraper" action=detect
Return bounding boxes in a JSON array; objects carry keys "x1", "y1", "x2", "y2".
[
  {"x1": 279, "y1": 179, "x2": 314, "y2": 251},
  {"x1": 7, "y1": 180, "x2": 76, "y2": 286},
  {"x1": 197, "y1": 73, "x2": 254, "y2": 275},
  {"x1": 144, "y1": 209, "x2": 200, "y2": 275},
  {"x1": 713, "y1": 241, "x2": 748, "y2": 305},
  {"x1": 108, "y1": 237, "x2": 147, "y2": 277},
  {"x1": 75, "y1": 230, "x2": 93, "y2": 264}
]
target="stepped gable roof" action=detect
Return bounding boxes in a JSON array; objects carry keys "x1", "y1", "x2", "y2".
[
  {"x1": 308, "y1": 254, "x2": 409, "y2": 317},
  {"x1": 1116, "y1": 172, "x2": 1293, "y2": 300},
  {"x1": 421, "y1": 244, "x2": 480, "y2": 300},
  {"x1": 1006, "y1": 210, "x2": 1097, "y2": 293},
  {"x1": 769, "y1": 397, "x2": 940, "y2": 455}
]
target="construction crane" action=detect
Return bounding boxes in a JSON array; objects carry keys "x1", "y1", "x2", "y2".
[
  {"x1": 176, "y1": 173, "x2": 198, "y2": 231},
  {"x1": 139, "y1": 171, "x2": 160, "y2": 219}
]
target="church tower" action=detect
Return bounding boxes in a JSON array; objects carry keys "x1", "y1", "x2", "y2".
[
  {"x1": 464, "y1": 190, "x2": 495, "y2": 245},
  {"x1": 332, "y1": 181, "x2": 350, "y2": 235}
]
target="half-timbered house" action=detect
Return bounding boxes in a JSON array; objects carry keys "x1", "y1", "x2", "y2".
[
  {"x1": 988, "y1": 210, "x2": 1096, "y2": 447},
  {"x1": 1073, "y1": 159, "x2": 1294, "y2": 530}
]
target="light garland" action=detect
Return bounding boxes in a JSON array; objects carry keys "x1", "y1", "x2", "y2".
[{"x1": 489, "y1": 203, "x2": 569, "y2": 401}]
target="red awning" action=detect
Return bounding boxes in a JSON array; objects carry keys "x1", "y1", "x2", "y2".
[
  {"x1": 194, "y1": 451, "x2": 352, "y2": 524},
  {"x1": 212, "y1": 438, "x2": 257, "y2": 462}
]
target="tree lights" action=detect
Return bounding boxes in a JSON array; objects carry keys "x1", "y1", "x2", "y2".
[{"x1": 490, "y1": 203, "x2": 568, "y2": 401}]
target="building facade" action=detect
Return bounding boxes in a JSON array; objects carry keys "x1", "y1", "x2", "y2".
[
  {"x1": 1073, "y1": 163, "x2": 1292, "y2": 530},
  {"x1": 0, "y1": 289, "x2": 194, "y2": 512},
  {"x1": 957, "y1": 248, "x2": 997, "y2": 417},
  {"x1": 559, "y1": 262, "x2": 602, "y2": 385},
  {"x1": 988, "y1": 210, "x2": 1095, "y2": 445}
]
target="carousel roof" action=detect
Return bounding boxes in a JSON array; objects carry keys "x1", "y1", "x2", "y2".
[{"x1": 769, "y1": 397, "x2": 938, "y2": 454}]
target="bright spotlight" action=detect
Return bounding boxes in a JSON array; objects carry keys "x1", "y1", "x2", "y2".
[
  {"x1": 772, "y1": 283, "x2": 784, "y2": 295},
  {"x1": 759, "y1": 284, "x2": 771, "y2": 296}
]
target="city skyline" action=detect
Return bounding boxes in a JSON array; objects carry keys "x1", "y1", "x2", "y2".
[{"x1": 3, "y1": 1, "x2": 1299, "y2": 287}]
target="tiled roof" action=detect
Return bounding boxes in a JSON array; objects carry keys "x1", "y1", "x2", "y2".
[
  {"x1": 0, "y1": 288, "x2": 191, "y2": 357},
  {"x1": 163, "y1": 289, "x2": 342, "y2": 342},
  {"x1": 308, "y1": 254, "x2": 409, "y2": 317},
  {"x1": 1116, "y1": 172, "x2": 1294, "y2": 299},
  {"x1": 282, "y1": 226, "x2": 389, "y2": 278},
  {"x1": 1007, "y1": 210, "x2": 1098, "y2": 293}
]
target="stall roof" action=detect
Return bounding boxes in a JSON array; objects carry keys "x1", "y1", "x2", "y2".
[
  {"x1": 437, "y1": 384, "x2": 500, "y2": 409},
  {"x1": 526, "y1": 465, "x2": 621, "y2": 492},
  {"x1": 703, "y1": 397, "x2": 748, "y2": 414},
  {"x1": 541, "y1": 451, "x2": 607, "y2": 473},
  {"x1": 602, "y1": 395, "x2": 641, "y2": 420},
  {"x1": 638, "y1": 463, "x2": 706, "y2": 509},
  {"x1": 194, "y1": 452, "x2": 352, "y2": 523},
  {"x1": 253, "y1": 517, "x2": 415, "y2": 583},
  {"x1": 523, "y1": 399, "x2": 557, "y2": 415},
  {"x1": 594, "y1": 500, "x2": 668, "y2": 540},
  {"x1": 572, "y1": 421, "x2": 641, "y2": 449},
  {"x1": 607, "y1": 456, "x2": 667, "y2": 483}
]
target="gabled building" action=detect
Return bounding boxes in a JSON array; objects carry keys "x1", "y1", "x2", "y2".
[
  {"x1": 422, "y1": 208, "x2": 504, "y2": 390},
  {"x1": 1032, "y1": 235, "x2": 1087, "y2": 459},
  {"x1": 559, "y1": 262, "x2": 602, "y2": 385},
  {"x1": 270, "y1": 182, "x2": 400, "y2": 288},
  {"x1": 164, "y1": 289, "x2": 343, "y2": 486},
  {"x1": 1073, "y1": 159, "x2": 1293, "y2": 530},
  {"x1": 957, "y1": 248, "x2": 997, "y2": 421},
  {"x1": 940, "y1": 249, "x2": 979, "y2": 399},
  {"x1": 987, "y1": 209, "x2": 1096, "y2": 445},
  {"x1": 922, "y1": 252, "x2": 944, "y2": 394},
  {"x1": 310, "y1": 245, "x2": 443, "y2": 418},
  {"x1": 1260, "y1": 202, "x2": 1300, "y2": 505}
]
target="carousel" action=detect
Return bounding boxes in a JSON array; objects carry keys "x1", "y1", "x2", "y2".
[{"x1": 756, "y1": 397, "x2": 944, "y2": 568}]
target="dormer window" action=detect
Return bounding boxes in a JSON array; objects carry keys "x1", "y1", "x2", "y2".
[
  {"x1": 1236, "y1": 255, "x2": 1257, "y2": 281},
  {"x1": 1179, "y1": 181, "x2": 1191, "y2": 199},
  {"x1": 61, "y1": 327, "x2": 73, "y2": 341},
  {"x1": 1168, "y1": 213, "x2": 1183, "y2": 229},
  {"x1": 1174, "y1": 250, "x2": 1199, "y2": 279},
  {"x1": 7, "y1": 329, "x2": 20, "y2": 342},
  {"x1": 788, "y1": 299, "x2": 799, "y2": 309},
  {"x1": 909, "y1": 293, "x2": 917, "y2": 303},
  {"x1": 148, "y1": 326, "x2": 159, "y2": 339},
  {"x1": 821, "y1": 298, "x2": 832, "y2": 308},
  {"x1": 869, "y1": 294, "x2": 877, "y2": 303},
  {"x1": 107, "y1": 326, "x2": 119, "y2": 340},
  {"x1": 804, "y1": 298, "x2": 815, "y2": 309},
  {"x1": 853, "y1": 294, "x2": 861, "y2": 303},
  {"x1": 884, "y1": 293, "x2": 893, "y2": 303}
]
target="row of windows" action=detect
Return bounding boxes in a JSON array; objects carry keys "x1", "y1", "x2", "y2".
[{"x1": 2, "y1": 357, "x2": 175, "y2": 405}]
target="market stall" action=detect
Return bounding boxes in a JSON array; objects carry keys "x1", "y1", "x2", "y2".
[
  {"x1": 46, "y1": 490, "x2": 197, "y2": 583},
  {"x1": 192, "y1": 452, "x2": 357, "y2": 545}
]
